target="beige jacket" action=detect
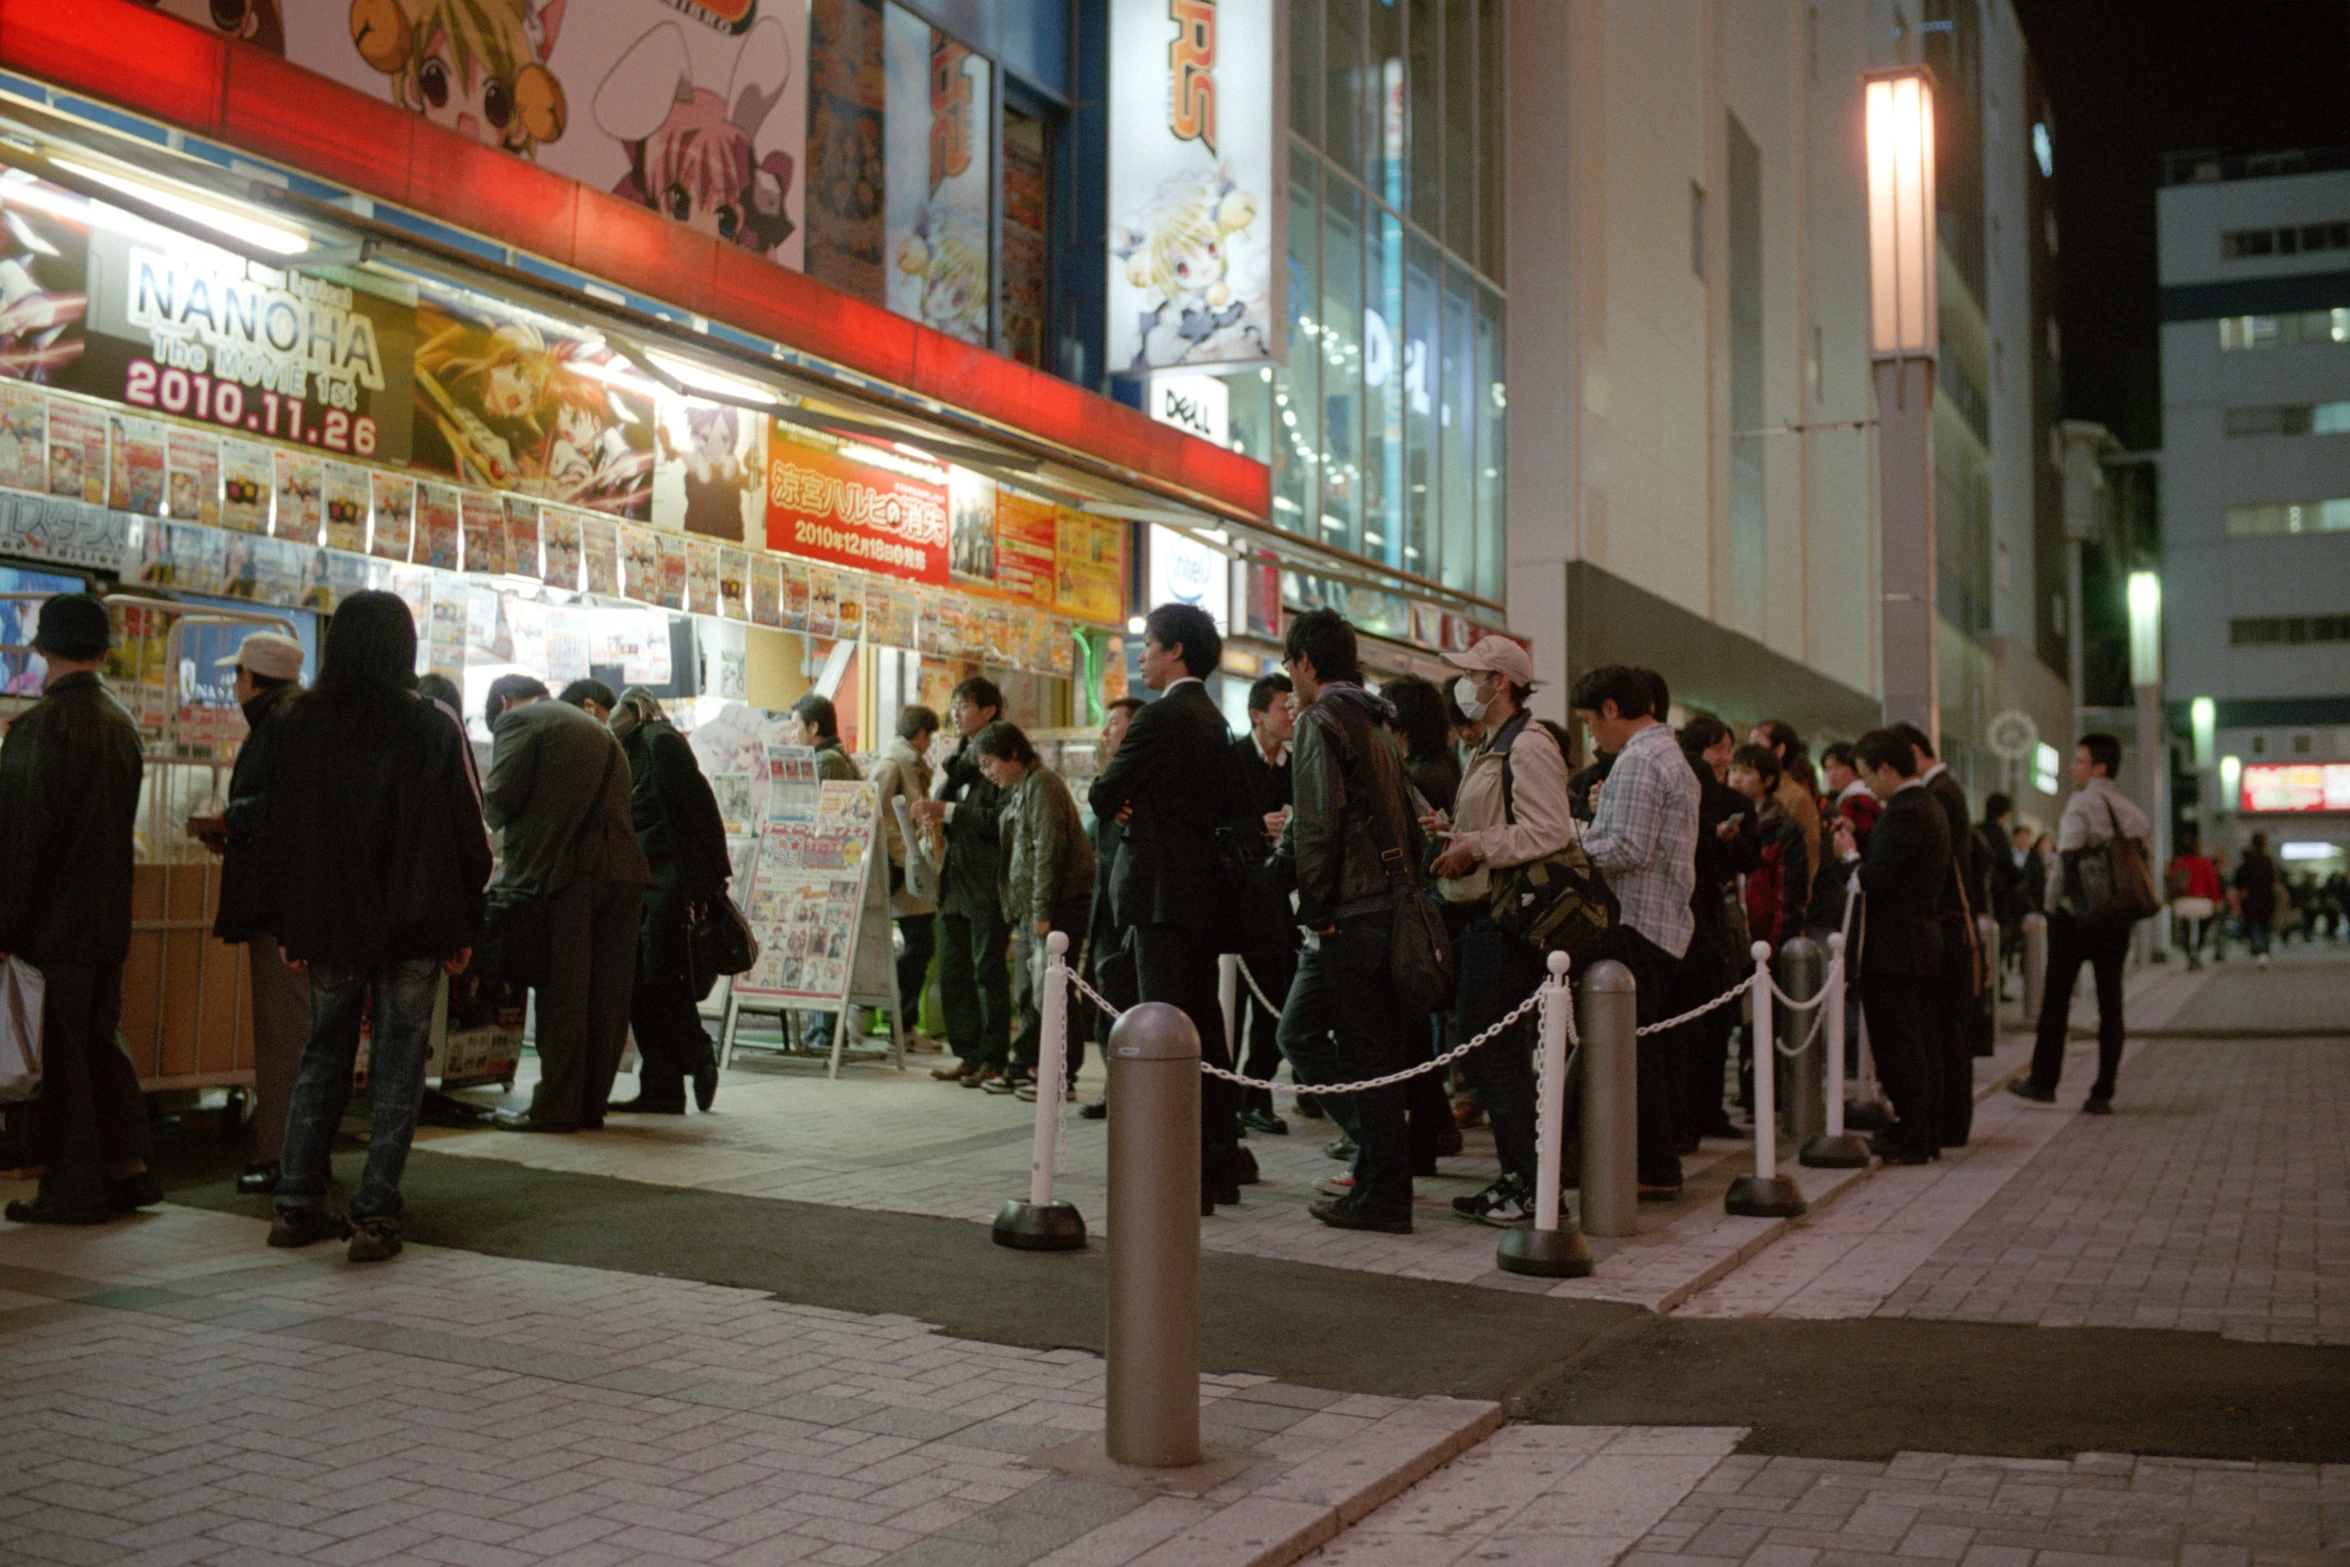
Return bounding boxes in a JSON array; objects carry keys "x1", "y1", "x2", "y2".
[
  {"x1": 1775, "y1": 773, "x2": 1821, "y2": 903},
  {"x1": 1440, "y1": 713, "x2": 1576, "y2": 904},
  {"x1": 868, "y1": 736, "x2": 935, "y2": 916}
]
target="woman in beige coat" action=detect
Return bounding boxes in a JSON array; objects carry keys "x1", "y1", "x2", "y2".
[{"x1": 869, "y1": 705, "x2": 940, "y2": 1045}]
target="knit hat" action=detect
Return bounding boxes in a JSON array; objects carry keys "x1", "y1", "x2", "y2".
[{"x1": 30, "y1": 593, "x2": 112, "y2": 660}]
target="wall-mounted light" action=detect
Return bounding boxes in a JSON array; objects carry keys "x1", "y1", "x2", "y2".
[
  {"x1": 2127, "y1": 571, "x2": 2161, "y2": 687},
  {"x1": 2191, "y1": 696, "x2": 2215, "y2": 769},
  {"x1": 2220, "y1": 754, "x2": 2241, "y2": 809},
  {"x1": 1864, "y1": 69, "x2": 1937, "y2": 359},
  {"x1": 53, "y1": 158, "x2": 309, "y2": 257}
]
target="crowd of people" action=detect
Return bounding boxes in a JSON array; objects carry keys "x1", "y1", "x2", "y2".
[
  {"x1": 0, "y1": 585, "x2": 2215, "y2": 1251},
  {"x1": 2164, "y1": 828, "x2": 2348, "y2": 967}
]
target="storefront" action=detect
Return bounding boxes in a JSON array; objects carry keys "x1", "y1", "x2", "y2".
[{"x1": 0, "y1": 0, "x2": 1269, "y2": 1089}]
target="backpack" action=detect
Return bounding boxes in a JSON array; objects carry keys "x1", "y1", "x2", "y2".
[{"x1": 1486, "y1": 713, "x2": 1617, "y2": 967}]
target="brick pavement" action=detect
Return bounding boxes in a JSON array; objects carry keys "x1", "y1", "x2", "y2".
[{"x1": 0, "y1": 1206, "x2": 1495, "y2": 1567}]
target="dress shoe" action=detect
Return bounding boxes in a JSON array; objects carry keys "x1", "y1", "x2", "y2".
[
  {"x1": 1079, "y1": 1096, "x2": 1108, "y2": 1120},
  {"x1": 107, "y1": 1172, "x2": 164, "y2": 1213},
  {"x1": 2005, "y1": 1080, "x2": 2056, "y2": 1104},
  {"x1": 4, "y1": 1198, "x2": 109, "y2": 1226},
  {"x1": 932, "y1": 1063, "x2": 975, "y2": 1082},
  {"x1": 1311, "y1": 1196, "x2": 1411, "y2": 1234},
  {"x1": 2082, "y1": 1096, "x2": 2114, "y2": 1115},
  {"x1": 234, "y1": 1160, "x2": 281, "y2": 1196},
  {"x1": 1295, "y1": 1095, "x2": 1327, "y2": 1120},
  {"x1": 1636, "y1": 1183, "x2": 1684, "y2": 1203},
  {"x1": 961, "y1": 1070, "x2": 1002, "y2": 1090},
  {"x1": 1452, "y1": 1098, "x2": 1485, "y2": 1129},
  {"x1": 490, "y1": 1109, "x2": 572, "y2": 1133},
  {"x1": 1240, "y1": 1108, "x2": 1288, "y2": 1136},
  {"x1": 1324, "y1": 1137, "x2": 1357, "y2": 1161},
  {"x1": 607, "y1": 1097, "x2": 687, "y2": 1114},
  {"x1": 693, "y1": 1062, "x2": 719, "y2": 1111},
  {"x1": 1433, "y1": 1126, "x2": 1464, "y2": 1159},
  {"x1": 267, "y1": 1208, "x2": 351, "y2": 1248},
  {"x1": 1869, "y1": 1138, "x2": 1935, "y2": 1165}
]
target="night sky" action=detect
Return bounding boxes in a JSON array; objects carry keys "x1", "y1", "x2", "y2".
[{"x1": 2010, "y1": 0, "x2": 2350, "y2": 449}]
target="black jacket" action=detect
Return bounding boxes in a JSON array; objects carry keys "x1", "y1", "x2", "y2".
[
  {"x1": 1692, "y1": 772, "x2": 1761, "y2": 979},
  {"x1": 621, "y1": 717, "x2": 730, "y2": 898},
  {"x1": 1232, "y1": 732, "x2": 1293, "y2": 817},
  {"x1": 1978, "y1": 820, "x2": 2021, "y2": 923},
  {"x1": 0, "y1": 672, "x2": 143, "y2": 968},
  {"x1": 1088, "y1": 680, "x2": 1252, "y2": 933},
  {"x1": 1278, "y1": 684, "x2": 1423, "y2": 932},
  {"x1": 214, "y1": 681, "x2": 294, "y2": 946},
  {"x1": 1852, "y1": 783, "x2": 1951, "y2": 978},
  {"x1": 935, "y1": 736, "x2": 1006, "y2": 922},
  {"x1": 1926, "y1": 768, "x2": 1979, "y2": 924},
  {"x1": 260, "y1": 687, "x2": 493, "y2": 965}
]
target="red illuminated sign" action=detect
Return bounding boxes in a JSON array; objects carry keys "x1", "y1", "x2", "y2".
[{"x1": 2241, "y1": 763, "x2": 2350, "y2": 813}]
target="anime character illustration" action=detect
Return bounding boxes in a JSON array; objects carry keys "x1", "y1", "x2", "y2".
[
  {"x1": 133, "y1": 0, "x2": 285, "y2": 54},
  {"x1": 349, "y1": 0, "x2": 568, "y2": 159},
  {"x1": 893, "y1": 205, "x2": 987, "y2": 344},
  {"x1": 544, "y1": 377, "x2": 652, "y2": 511},
  {"x1": 412, "y1": 308, "x2": 653, "y2": 516},
  {"x1": 656, "y1": 402, "x2": 759, "y2": 541},
  {"x1": 594, "y1": 18, "x2": 797, "y2": 258},
  {"x1": 0, "y1": 192, "x2": 86, "y2": 383},
  {"x1": 1113, "y1": 163, "x2": 1269, "y2": 370}
]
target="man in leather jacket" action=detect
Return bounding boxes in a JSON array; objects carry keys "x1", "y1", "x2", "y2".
[
  {"x1": 0, "y1": 594, "x2": 154, "y2": 1225},
  {"x1": 1274, "y1": 609, "x2": 1425, "y2": 1234}
]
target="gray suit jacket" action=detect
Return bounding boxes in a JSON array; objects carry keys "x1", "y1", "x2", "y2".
[{"x1": 486, "y1": 699, "x2": 652, "y2": 895}]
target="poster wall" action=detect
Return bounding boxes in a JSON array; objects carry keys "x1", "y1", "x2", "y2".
[
  {"x1": 764, "y1": 423, "x2": 948, "y2": 583},
  {"x1": 1106, "y1": 0, "x2": 1280, "y2": 372},
  {"x1": 882, "y1": 2, "x2": 990, "y2": 344}
]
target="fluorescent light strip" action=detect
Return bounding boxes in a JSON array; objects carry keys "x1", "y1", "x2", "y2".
[{"x1": 52, "y1": 158, "x2": 309, "y2": 256}]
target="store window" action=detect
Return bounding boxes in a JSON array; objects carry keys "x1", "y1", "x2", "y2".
[
  {"x1": 1000, "y1": 102, "x2": 1050, "y2": 368},
  {"x1": 2226, "y1": 499, "x2": 2350, "y2": 536}
]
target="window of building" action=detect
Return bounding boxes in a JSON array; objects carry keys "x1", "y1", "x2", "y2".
[
  {"x1": 2230, "y1": 615, "x2": 2350, "y2": 646},
  {"x1": 2221, "y1": 220, "x2": 2350, "y2": 260},
  {"x1": 2219, "y1": 307, "x2": 2350, "y2": 350},
  {"x1": 2225, "y1": 498, "x2": 2350, "y2": 536},
  {"x1": 998, "y1": 103, "x2": 1049, "y2": 369},
  {"x1": 2224, "y1": 401, "x2": 2350, "y2": 437}
]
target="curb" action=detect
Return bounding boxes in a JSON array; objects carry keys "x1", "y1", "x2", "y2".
[{"x1": 1648, "y1": 1157, "x2": 1875, "y2": 1315}]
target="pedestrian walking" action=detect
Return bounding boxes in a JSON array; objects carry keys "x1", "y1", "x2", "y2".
[
  {"x1": 482, "y1": 674, "x2": 652, "y2": 1133},
  {"x1": 917, "y1": 677, "x2": 1013, "y2": 1087},
  {"x1": 2166, "y1": 826, "x2": 2224, "y2": 970},
  {"x1": 2012, "y1": 734, "x2": 2152, "y2": 1113},
  {"x1": 871, "y1": 704, "x2": 940, "y2": 1047},
  {"x1": 606, "y1": 687, "x2": 730, "y2": 1115},
  {"x1": 255, "y1": 592, "x2": 491, "y2": 1258},
  {"x1": 0, "y1": 594, "x2": 157, "y2": 1226},
  {"x1": 2231, "y1": 833, "x2": 2280, "y2": 965},
  {"x1": 975, "y1": 721, "x2": 1094, "y2": 1098}
]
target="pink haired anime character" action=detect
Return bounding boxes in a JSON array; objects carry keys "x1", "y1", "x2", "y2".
[{"x1": 594, "y1": 18, "x2": 797, "y2": 257}]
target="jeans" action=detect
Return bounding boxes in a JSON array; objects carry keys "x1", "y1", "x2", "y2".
[
  {"x1": 1450, "y1": 917, "x2": 1544, "y2": 1187},
  {"x1": 277, "y1": 957, "x2": 440, "y2": 1225},
  {"x1": 2246, "y1": 917, "x2": 2273, "y2": 957},
  {"x1": 938, "y1": 909, "x2": 1012, "y2": 1070},
  {"x1": 2028, "y1": 912, "x2": 2130, "y2": 1101},
  {"x1": 1235, "y1": 944, "x2": 1297, "y2": 1117},
  {"x1": 1276, "y1": 917, "x2": 1411, "y2": 1215}
]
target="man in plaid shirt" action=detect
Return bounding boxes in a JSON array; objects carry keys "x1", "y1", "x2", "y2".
[{"x1": 1572, "y1": 665, "x2": 1700, "y2": 1199}]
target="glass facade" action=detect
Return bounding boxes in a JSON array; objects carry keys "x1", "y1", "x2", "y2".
[{"x1": 1274, "y1": 0, "x2": 1508, "y2": 607}]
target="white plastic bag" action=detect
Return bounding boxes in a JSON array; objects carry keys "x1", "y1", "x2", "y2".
[
  {"x1": 0, "y1": 955, "x2": 44, "y2": 1104},
  {"x1": 894, "y1": 795, "x2": 942, "y2": 905}
]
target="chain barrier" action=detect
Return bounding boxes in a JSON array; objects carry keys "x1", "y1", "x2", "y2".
[
  {"x1": 1632, "y1": 978, "x2": 1753, "y2": 1037},
  {"x1": 1197, "y1": 986, "x2": 1546, "y2": 1095},
  {"x1": 1232, "y1": 954, "x2": 1285, "y2": 1018}
]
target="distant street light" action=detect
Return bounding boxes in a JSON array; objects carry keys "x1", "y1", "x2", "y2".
[
  {"x1": 2126, "y1": 569, "x2": 2167, "y2": 956},
  {"x1": 2127, "y1": 571, "x2": 2162, "y2": 687},
  {"x1": 1865, "y1": 68, "x2": 1940, "y2": 745}
]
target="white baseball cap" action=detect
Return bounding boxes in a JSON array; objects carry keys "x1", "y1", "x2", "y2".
[
  {"x1": 216, "y1": 631, "x2": 303, "y2": 683},
  {"x1": 1441, "y1": 636, "x2": 1535, "y2": 688}
]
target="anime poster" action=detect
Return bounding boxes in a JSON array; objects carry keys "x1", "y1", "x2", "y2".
[
  {"x1": 684, "y1": 536, "x2": 721, "y2": 614},
  {"x1": 416, "y1": 481, "x2": 461, "y2": 569},
  {"x1": 1054, "y1": 506, "x2": 1125, "y2": 624},
  {"x1": 45, "y1": 400, "x2": 103, "y2": 503},
  {"x1": 503, "y1": 493, "x2": 542, "y2": 577},
  {"x1": 750, "y1": 552, "x2": 781, "y2": 626},
  {"x1": 542, "y1": 507, "x2": 584, "y2": 589},
  {"x1": 370, "y1": 472, "x2": 415, "y2": 561},
  {"x1": 0, "y1": 173, "x2": 90, "y2": 388},
  {"x1": 106, "y1": 413, "x2": 164, "y2": 515},
  {"x1": 1106, "y1": 0, "x2": 1278, "y2": 371},
  {"x1": 719, "y1": 547, "x2": 750, "y2": 619},
  {"x1": 763, "y1": 424, "x2": 949, "y2": 583},
  {"x1": 882, "y1": 4, "x2": 990, "y2": 344},
  {"x1": 220, "y1": 439, "x2": 272, "y2": 533},
  {"x1": 322, "y1": 461, "x2": 371, "y2": 553},
  {"x1": 272, "y1": 449, "x2": 323, "y2": 543},
  {"x1": 653, "y1": 394, "x2": 766, "y2": 542},
  {"x1": 460, "y1": 489, "x2": 505, "y2": 574},
  {"x1": 409, "y1": 295, "x2": 654, "y2": 516},
  {"x1": 946, "y1": 466, "x2": 995, "y2": 586},
  {"x1": 581, "y1": 513, "x2": 619, "y2": 595},
  {"x1": 619, "y1": 523, "x2": 660, "y2": 601},
  {"x1": 282, "y1": 0, "x2": 807, "y2": 267},
  {"x1": 0, "y1": 387, "x2": 44, "y2": 492},
  {"x1": 165, "y1": 428, "x2": 219, "y2": 526},
  {"x1": 657, "y1": 531, "x2": 688, "y2": 610},
  {"x1": 805, "y1": 0, "x2": 885, "y2": 303}
]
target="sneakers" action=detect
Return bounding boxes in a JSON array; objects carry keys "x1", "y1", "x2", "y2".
[
  {"x1": 347, "y1": 1220, "x2": 403, "y2": 1264},
  {"x1": 268, "y1": 1209, "x2": 352, "y2": 1249},
  {"x1": 1451, "y1": 1175, "x2": 1532, "y2": 1227},
  {"x1": 1314, "y1": 1172, "x2": 1356, "y2": 1197},
  {"x1": 1311, "y1": 1196, "x2": 1412, "y2": 1234}
]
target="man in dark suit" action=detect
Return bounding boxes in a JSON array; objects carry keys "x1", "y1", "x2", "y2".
[
  {"x1": 1832, "y1": 728, "x2": 1953, "y2": 1164},
  {"x1": 1895, "y1": 722, "x2": 1983, "y2": 1146},
  {"x1": 1077, "y1": 697, "x2": 1144, "y2": 1120},
  {"x1": 916, "y1": 677, "x2": 1011, "y2": 1087},
  {"x1": 1231, "y1": 672, "x2": 1296, "y2": 1134},
  {"x1": 1087, "y1": 602, "x2": 1255, "y2": 1211}
]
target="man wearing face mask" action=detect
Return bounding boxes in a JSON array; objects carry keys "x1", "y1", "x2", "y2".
[{"x1": 1427, "y1": 638, "x2": 1577, "y2": 1224}]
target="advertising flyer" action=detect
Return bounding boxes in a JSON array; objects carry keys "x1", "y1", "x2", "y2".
[
  {"x1": 416, "y1": 482, "x2": 461, "y2": 570},
  {"x1": 582, "y1": 513, "x2": 620, "y2": 596},
  {"x1": 1054, "y1": 506, "x2": 1126, "y2": 624},
  {"x1": 503, "y1": 495, "x2": 542, "y2": 579},
  {"x1": 619, "y1": 524, "x2": 660, "y2": 601},
  {"x1": 369, "y1": 472, "x2": 415, "y2": 562},
  {"x1": 542, "y1": 508, "x2": 584, "y2": 590},
  {"x1": 461, "y1": 490, "x2": 505, "y2": 575},
  {"x1": 654, "y1": 394, "x2": 766, "y2": 542},
  {"x1": 735, "y1": 769, "x2": 879, "y2": 1003},
  {"x1": 272, "y1": 448, "x2": 322, "y2": 543},
  {"x1": 322, "y1": 461, "x2": 370, "y2": 553},
  {"x1": 105, "y1": 413, "x2": 164, "y2": 515},
  {"x1": 750, "y1": 552, "x2": 782, "y2": 626},
  {"x1": 764, "y1": 423, "x2": 949, "y2": 584},
  {"x1": 46, "y1": 400, "x2": 105, "y2": 503},
  {"x1": 165, "y1": 427, "x2": 219, "y2": 526},
  {"x1": 0, "y1": 387, "x2": 43, "y2": 493},
  {"x1": 219, "y1": 439, "x2": 272, "y2": 533},
  {"x1": 684, "y1": 536, "x2": 721, "y2": 616}
]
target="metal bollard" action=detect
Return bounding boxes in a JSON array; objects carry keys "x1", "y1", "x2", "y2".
[
  {"x1": 1576, "y1": 957, "x2": 1639, "y2": 1238},
  {"x1": 1727, "y1": 942, "x2": 1807, "y2": 1218},
  {"x1": 1498, "y1": 953, "x2": 1594, "y2": 1277},
  {"x1": 994, "y1": 932, "x2": 1087, "y2": 1252},
  {"x1": 2021, "y1": 911, "x2": 2048, "y2": 1029},
  {"x1": 1104, "y1": 1002, "x2": 1201, "y2": 1469},
  {"x1": 1803, "y1": 932, "x2": 1872, "y2": 1167},
  {"x1": 1777, "y1": 937, "x2": 1826, "y2": 1140}
]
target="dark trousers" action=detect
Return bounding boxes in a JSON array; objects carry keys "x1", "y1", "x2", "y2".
[
  {"x1": 29, "y1": 961, "x2": 149, "y2": 1214},
  {"x1": 1011, "y1": 895, "x2": 1093, "y2": 1077},
  {"x1": 629, "y1": 887, "x2": 714, "y2": 1112},
  {"x1": 1602, "y1": 925, "x2": 1686, "y2": 1188},
  {"x1": 938, "y1": 909, "x2": 1012, "y2": 1071},
  {"x1": 1234, "y1": 943, "x2": 1296, "y2": 1116},
  {"x1": 1451, "y1": 917, "x2": 1543, "y2": 1187},
  {"x1": 1672, "y1": 933, "x2": 1736, "y2": 1138},
  {"x1": 895, "y1": 914, "x2": 935, "y2": 1025},
  {"x1": 247, "y1": 939, "x2": 310, "y2": 1164},
  {"x1": 530, "y1": 875, "x2": 645, "y2": 1130},
  {"x1": 1275, "y1": 917, "x2": 1411, "y2": 1215},
  {"x1": 2028, "y1": 912, "x2": 2130, "y2": 1101},
  {"x1": 1936, "y1": 940, "x2": 1978, "y2": 1146},
  {"x1": 1859, "y1": 969, "x2": 1939, "y2": 1156},
  {"x1": 1132, "y1": 920, "x2": 1242, "y2": 1180}
]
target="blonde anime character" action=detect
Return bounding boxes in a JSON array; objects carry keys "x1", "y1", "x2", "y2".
[
  {"x1": 349, "y1": 0, "x2": 568, "y2": 158},
  {"x1": 1113, "y1": 163, "x2": 1268, "y2": 369},
  {"x1": 894, "y1": 206, "x2": 987, "y2": 344},
  {"x1": 415, "y1": 318, "x2": 557, "y2": 487}
]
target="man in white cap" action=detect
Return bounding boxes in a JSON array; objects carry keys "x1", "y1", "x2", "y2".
[{"x1": 200, "y1": 631, "x2": 309, "y2": 1194}]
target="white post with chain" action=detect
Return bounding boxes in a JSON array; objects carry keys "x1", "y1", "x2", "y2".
[
  {"x1": 1726, "y1": 941, "x2": 1808, "y2": 1218},
  {"x1": 1498, "y1": 952, "x2": 1593, "y2": 1277},
  {"x1": 992, "y1": 933, "x2": 1086, "y2": 1251}
]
